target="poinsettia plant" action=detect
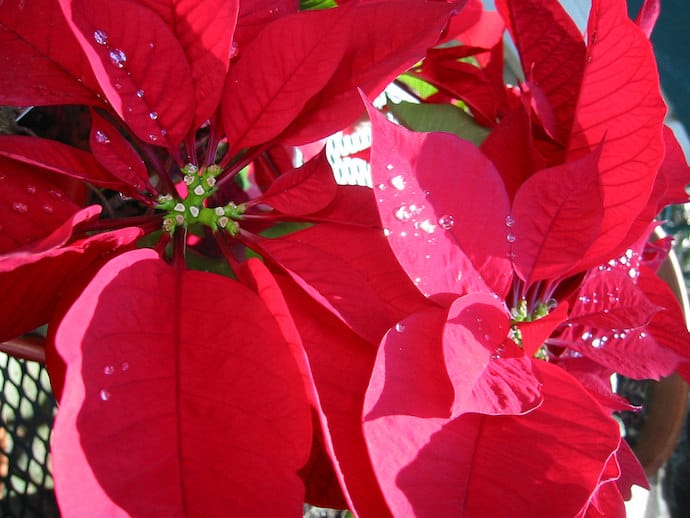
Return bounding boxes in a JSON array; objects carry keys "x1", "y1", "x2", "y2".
[{"x1": 1, "y1": 0, "x2": 689, "y2": 516}]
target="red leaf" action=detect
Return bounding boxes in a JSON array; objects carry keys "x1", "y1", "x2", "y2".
[
  {"x1": 633, "y1": 0, "x2": 660, "y2": 38},
  {"x1": 257, "y1": 150, "x2": 338, "y2": 215},
  {"x1": 276, "y1": 275, "x2": 391, "y2": 517},
  {"x1": 363, "y1": 361, "x2": 621, "y2": 517},
  {"x1": 559, "y1": 268, "x2": 681, "y2": 381},
  {"x1": 280, "y1": 0, "x2": 457, "y2": 145},
  {"x1": 511, "y1": 148, "x2": 604, "y2": 284},
  {"x1": 255, "y1": 224, "x2": 428, "y2": 344},
  {"x1": 0, "y1": 0, "x2": 102, "y2": 106},
  {"x1": 0, "y1": 208, "x2": 141, "y2": 343},
  {"x1": 364, "y1": 307, "x2": 455, "y2": 420},
  {"x1": 637, "y1": 264, "x2": 690, "y2": 361},
  {"x1": 480, "y1": 104, "x2": 544, "y2": 200},
  {"x1": 234, "y1": 0, "x2": 299, "y2": 50},
  {"x1": 222, "y1": 6, "x2": 354, "y2": 153},
  {"x1": 566, "y1": 0, "x2": 666, "y2": 267},
  {"x1": 442, "y1": 293, "x2": 541, "y2": 416},
  {"x1": 517, "y1": 300, "x2": 569, "y2": 357},
  {"x1": 0, "y1": 157, "x2": 80, "y2": 253},
  {"x1": 366, "y1": 100, "x2": 513, "y2": 298},
  {"x1": 59, "y1": 0, "x2": 196, "y2": 146},
  {"x1": 52, "y1": 249, "x2": 312, "y2": 515},
  {"x1": 0, "y1": 135, "x2": 124, "y2": 189},
  {"x1": 138, "y1": 0, "x2": 239, "y2": 129},
  {"x1": 495, "y1": 0, "x2": 586, "y2": 144},
  {"x1": 568, "y1": 270, "x2": 660, "y2": 330},
  {"x1": 89, "y1": 110, "x2": 151, "y2": 194}
]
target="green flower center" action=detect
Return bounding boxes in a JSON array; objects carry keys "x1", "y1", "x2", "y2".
[{"x1": 155, "y1": 164, "x2": 245, "y2": 235}]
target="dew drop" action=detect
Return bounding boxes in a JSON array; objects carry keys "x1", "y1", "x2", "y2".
[
  {"x1": 376, "y1": 183, "x2": 386, "y2": 191},
  {"x1": 148, "y1": 133, "x2": 158, "y2": 141},
  {"x1": 389, "y1": 175, "x2": 406, "y2": 190},
  {"x1": 148, "y1": 42, "x2": 156, "y2": 49},
  {"x1": 418, "y1": 219, "x2": 436, "y2": 234},
  {"x1": 109, "y1": 48, "x2": 127, "y2": 68},
  {"x1": 99, "y1": 389, "x2": 111, "y2": 401},
  {"x1": 94, "y1": 130, "x2": 110, "y2": 144},
  {"x1": 114, "y1": 81, "x2": 122, "y2": 90},
  {"x1": 12, "y1": 202, "x2": 28, "y2": 214},
  {"x1": 93, "y1": 29, "x2": 109, "y2": 45},
  {"x1": 505, "y1": 215, "x2": 514, "y2": 227},
  {"x1": 591, "y1": 337, "x2": 602, "y2": 348},
  {"x1": 383, "y1": 228, "x2": 391, "y2": 237},
  {"x1": 25, "y1": 184, "x2": 36, "y2": 194},
  {"x1": 394, "y1": 322, "x2": 406, "y2": 333},
  {"x1": 506, "y1": 232, "x2": 516, "y2": 243},
  {"x1": 149, "y1": 111, "x2": 159, "y2": 120},
  {"x1": 586, "y1": 55, "x2": 592, "y2": 63},
  {"x1": 160, "y1": 129, "x2": 168, "y2": 137},
  {"x1": 581, "y1": 331, "x2": 592, "y2": 341},
  {"x1": 121, "y1": 361, "x2": 129, "y2": 372},
  {"x1": 48, "y1": 189, "x2": 64, "y2": 199},
  {"x1": 413, "y1": 277, "x2": 421, "y2": 285},
  {"x1": 386, "y1": 164, "x2": 394, "y2": 171},
  {"x1": 136, "y1": 89, "x2": 145, "y2": 98},
  {"x1": 393, "y1": 206, "x2": 411, "y2": 221},
  {"x1": 41, "y1": 204, "x2": 54, "y2": 214},
  {"x1": 104, "y1": 365, "x2": 115, "y2": 375},
  {"x1": 438, "y1": 214, "x2": 455, "y2": 230},
  {"x1": 628, "y1": 268, "x2": 639, "y2": 279},
  {"x1": 230, "y1": 41, "x2": 239, "y2": 59}
]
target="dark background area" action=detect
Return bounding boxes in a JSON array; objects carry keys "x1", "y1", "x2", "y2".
[{"x1": 627, "y1": 0, "x2": 690, "y2": 132}]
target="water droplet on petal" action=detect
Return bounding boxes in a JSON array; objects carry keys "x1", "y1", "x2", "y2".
[
  {"x1": 506, "y1": 232, "x2": 516, "y2": 243},
  {"x1": 48, "y1": 189, "x2": 64, "y2": 199},
  {"x1": 149, "y1": 111, "x2": 158, "y2": 120},
  {"x1": 386, "y1": 164, "x2": 394, "y2": 171},
  {"x1": 148, "y1": 42, "x2": 156, "y2": 49},
  {"x1": 93, "y1": 29, "x2": 109, "y2": 45},
  {"x1": 418, "y1": 219, "x2": 436, "y2": 234},
  {"x1": 376, "y1": 183, "x2": 386, "y2": 191},
  {"x1": 591, "y1": 337, "x2": 602, "y2": 348},
  {"x1": 230, "y1": 41, "x2": 239, "y2": 59},
  {"x1": 25, "y1": 184, "x2": 36, "y2": 194},
  {"x1": 104, "y1": 365, "x2": 115, "y2": 375},
  {"x1": 121, "y1": 361, "x2": 129, "y2": 372},
  {"x1": 94, "y1": 130, "x2": 110, "y2": 144},
  {"x1": 160, "y1": 129, "x2": 167, "y2": 137},
  {"x1": 12, "y1": 202, "x2": 28, "y2": 214},
  {"x1": 109, "y1": 48, "x2": 127, "y2": 68},
  {"x1": 581, "y1": 331, "x2": 592, "y2": 341},
  {"x1": 394, "y1": 205, "x2": 411, "y2": 221},
  {"x1": 148, "y1": 133, "x2": 158, "y2": 141},
  {"x1": 136, "y1": 89, "x2": 145, "y2": 98},
  {"x1": 394, "y1": 322, "x2": 405, "y2": 333},
  {"x1": 41, "y1": 204, "x2": 54, "y2": 214},
  {"x1": 389, "y1": 175, "x2": 406, "y2": 191},
  {"x1": 99, "y1": 389, "x2": 111, "y2": 401},
  {"x1": 383, "y1": 228, "x2": 391, "y2": 237},
  {"x1": 505, "y1": 215, "x2": 514, "y2": 227},
  {"x1": 438, "y1": 214, "x2": 455, "y2": 230}
]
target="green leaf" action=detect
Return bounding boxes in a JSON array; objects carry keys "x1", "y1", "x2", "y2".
[
  {"x1": 300, "y1": 0, "x2": 338, "y2": 10},
  {"x1": 388, "y1": 100, "x2": 490, "y2": 146}
]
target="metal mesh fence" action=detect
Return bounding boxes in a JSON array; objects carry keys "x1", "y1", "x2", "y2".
[{"x1": 0, "y1": 351, "x2": 59, "y2": 518}]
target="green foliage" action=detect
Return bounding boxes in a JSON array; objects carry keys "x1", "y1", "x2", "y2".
[
  {"x1": 300, "y1": 0, "x2": 338, "y2": 10},
  {"x1": 388, "y1": 99, "x2": 490, "y2": 146}
]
